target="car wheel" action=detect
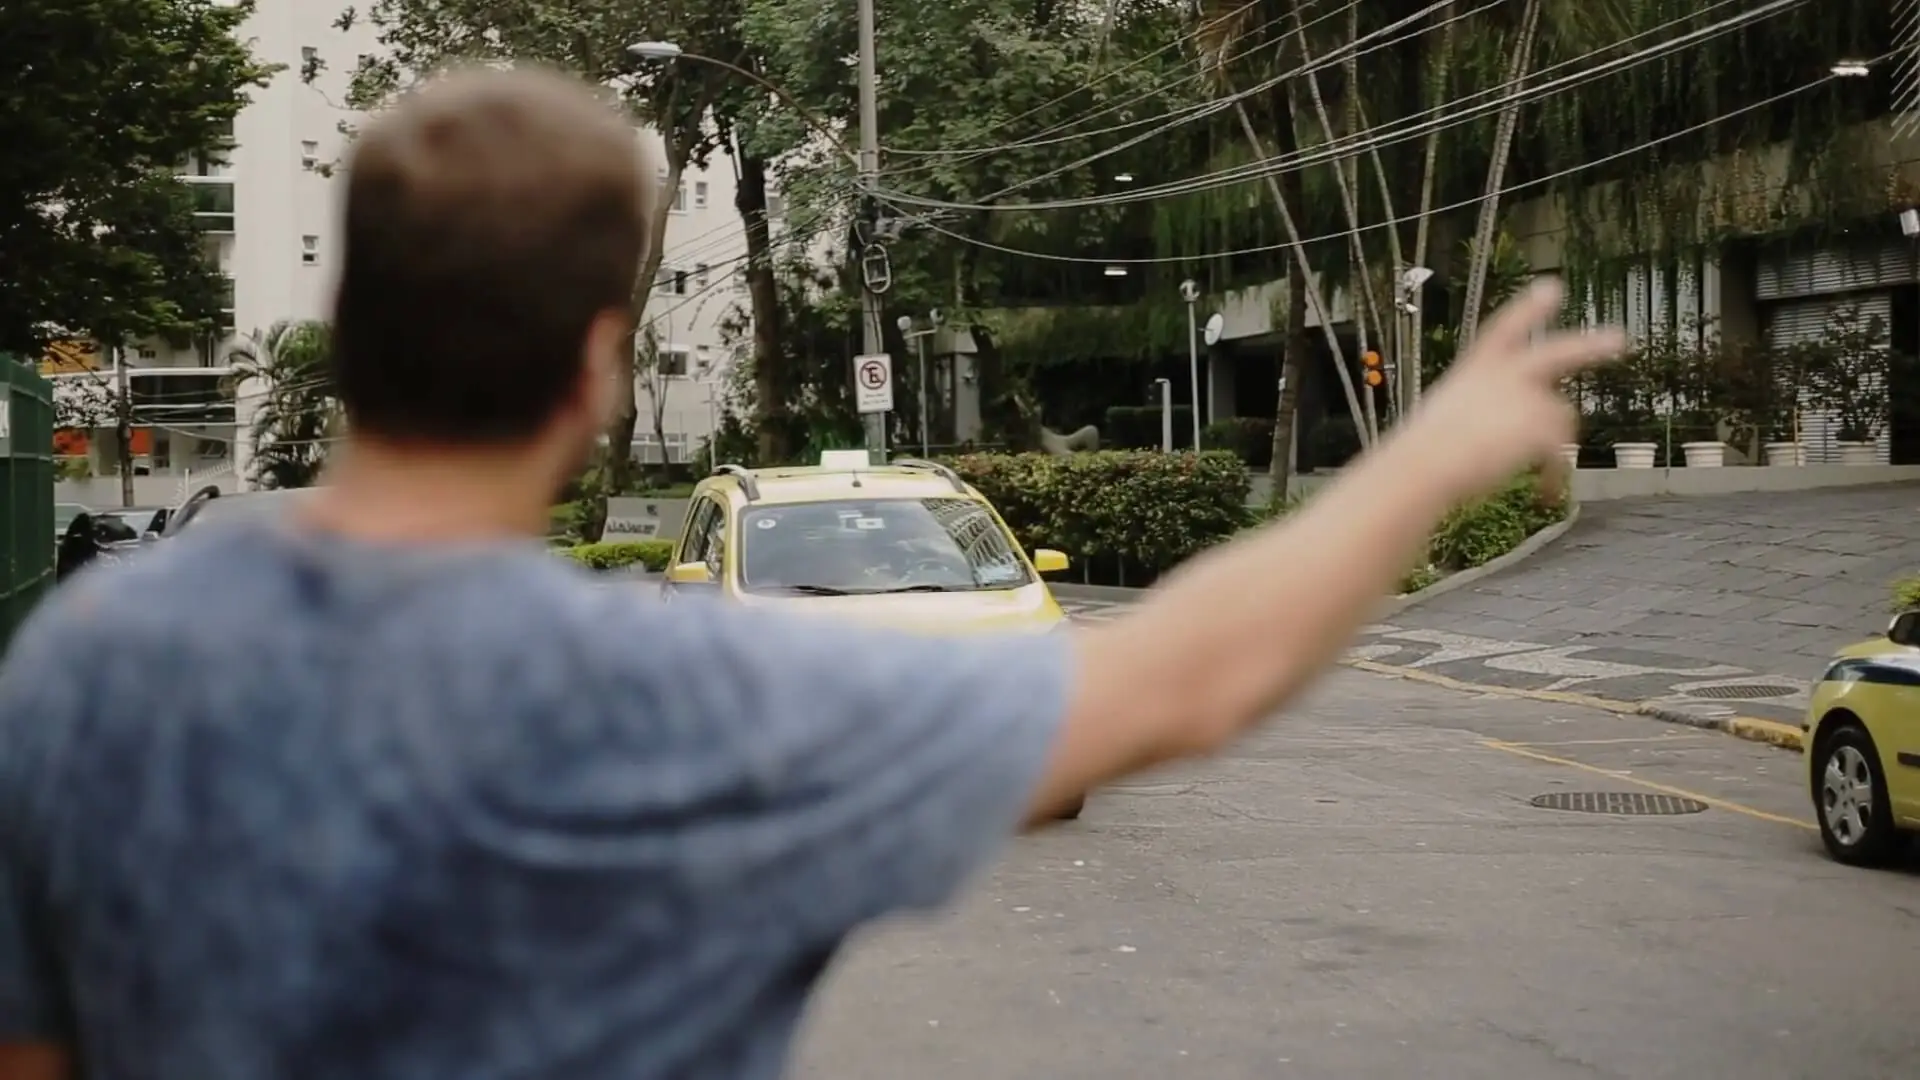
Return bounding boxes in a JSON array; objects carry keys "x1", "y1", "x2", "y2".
[
  {"x1": 1056, "y1": 794, "x2": 1085, "y2": 821},
  {"x1": 1815, "y1": 722, "x2": 1903, "y2": 867}
]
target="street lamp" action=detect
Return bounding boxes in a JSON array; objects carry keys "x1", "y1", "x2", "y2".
[
  {"x1": 897, "y1": 311, "x2": 941, "y2": 457},
  {"x1": 1153, "y1": 378, "x2": 1173, "y2": 453},
  {"x1": 1831, "y1": 60, "x2": 1870, "y2": 77},
  {"x1": 625, "y1": 42, "x2": 861, "y2": 170},
  {"x1": 1179, "y1": 279, "x2": 1201, "y2": 451},
  {"x1": 1395, "y1": 265, "x2": 1434, "y2": 413}
]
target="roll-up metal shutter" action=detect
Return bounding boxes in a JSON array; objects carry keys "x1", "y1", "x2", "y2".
[
  {"x1": 1754, "y1": 242, "x2": 1918, "y2": 301},
  {"x1": 1762, "y1": 293, "x2": 1893, "y2": 464}
]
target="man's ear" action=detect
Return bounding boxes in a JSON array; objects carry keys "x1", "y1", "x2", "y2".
[{"x1": 578, "y1": 309, "x2": 631, "y2": 430}]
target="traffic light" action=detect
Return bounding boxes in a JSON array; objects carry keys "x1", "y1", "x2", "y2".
[{"x1": 1362, "y1": 349, "x2": 1384, "y2": 388}]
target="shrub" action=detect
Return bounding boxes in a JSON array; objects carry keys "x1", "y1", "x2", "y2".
[
  {"x1": 1893, "y1": 576, "x2": 1920, "y2": 612},
  {"x1": 1104, "y1": 405, "x2": 1195, "y2": 450},
  {"x1": 949, "y1": 450, "x2": 1251, "y2": 580},
  {"x1": 1201, "y1": 417, "x2": 1275, "y2": 468},
  {"x1": 1426, "y1": 474, "x2": 1567, "y2": 573},
  {"x1": 562, "y1": 539, "x2": 674, "y2": 572}
]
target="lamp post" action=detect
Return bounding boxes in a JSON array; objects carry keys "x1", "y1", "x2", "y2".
[
  {"x1": 1154, "y1": 377, "x2": 1173, "y2": 453},
  {"x1": 627, "y1": 39, "x2": 881, "y2": 459},
  {"x1": 1180, "y1": 279, "x2": 1201, "y2": 450},
  {"x1": 1395, "y1": 266, "x2": 1434, "y2": 414},
  {"x1": 896, "y1": 311, "x2": 941, "y2": 457}
]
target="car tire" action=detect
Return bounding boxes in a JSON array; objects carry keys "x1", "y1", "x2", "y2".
[
  {"x1": 1056, "y1": 794, "x2": 1085, "y2": 821},
  {"x1": 1814, "y1": 721, "x2": 1903, "y2": 867}
]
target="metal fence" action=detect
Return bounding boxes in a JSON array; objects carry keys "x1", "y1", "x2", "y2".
[{"x1": 1, "y1": 359, "x2": 54, "y2": 654}]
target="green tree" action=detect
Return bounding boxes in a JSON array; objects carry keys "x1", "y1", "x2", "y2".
[
  {"x1": 746, "y1": 0, "x2": 1194, "y2": 446},
  {"x1": 0, "y1": 0, "x2": 273, "y2": 360},
  {"x1": 228, "y1": 320, "x2": 340, "y2": 490}
]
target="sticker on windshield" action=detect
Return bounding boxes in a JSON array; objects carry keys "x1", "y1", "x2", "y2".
[
  {"x1": 852, "y1": 517, "x2": 886, "y2": 530},
  {"x1": 756, "y1": 518, "x2": 778, "y2": 529},
  {"x1": 977, "y1": 563, "x2": 1023, "y2": 584}
]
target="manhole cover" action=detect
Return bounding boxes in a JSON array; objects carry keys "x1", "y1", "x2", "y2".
[
  {"x1": 1529, "y1": 792, "x2": 1709, "y2": 815},
  {"x1": 1681, "y1": 683, "x2": 1797, "y2": 700}
]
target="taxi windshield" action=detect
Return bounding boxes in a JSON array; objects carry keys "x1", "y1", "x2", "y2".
[{"x1": 738, "y1": 497, "x2": 1034, "y2": 595}]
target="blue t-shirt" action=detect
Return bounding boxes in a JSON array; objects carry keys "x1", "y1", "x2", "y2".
[{"x1": 0, "y1": 520, "x2": 1068, "y2": 1078}]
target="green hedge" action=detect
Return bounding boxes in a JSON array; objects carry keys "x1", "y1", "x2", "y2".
[
  {"x1": 949, "y1": 452, "x2": 1563, "y2": 593},
  {"x1": 1893, "y1": 576, "x2": 1920, "y2": 612},
  {"x1": 1415, "y1": 474, "x2": 1569, "y2": 586},
  {"x1": 950, "y1": 451, "x2": 1251, "y2": 584},
  {"x1": 561, "y1": 539, "x2": 674, "y2": 572}
]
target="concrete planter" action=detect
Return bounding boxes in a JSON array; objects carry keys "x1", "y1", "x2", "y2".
[
  {"x1": 1612, "y1": 442, "x2": 1657, "y2": 469},
  {"x1": 1559, "y1": 444, "x2": 1581, "y2": 470},
  {"x1": 1681, "y1": 442, "x2": 1726, "y2": 468},
  {"x1": 1836, "y1": 441, "x2": 1877, "y2": 466},
  {"x1": 1764, "y1": 441, "x2": 1805, "y2": 467}
]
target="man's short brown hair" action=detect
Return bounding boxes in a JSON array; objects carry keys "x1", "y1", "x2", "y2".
[{"x1": 333, "y1": 66, "x2": 655, "y2": 442}]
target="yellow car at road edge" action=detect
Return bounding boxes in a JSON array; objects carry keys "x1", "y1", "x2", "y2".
[{"x1": 1804, "y1": 608, "x2": 1920, "y2": 865}]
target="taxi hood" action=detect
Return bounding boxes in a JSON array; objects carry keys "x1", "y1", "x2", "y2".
[{"x1": 735, "y1": 581, "x2": 1063, "y2": 636}]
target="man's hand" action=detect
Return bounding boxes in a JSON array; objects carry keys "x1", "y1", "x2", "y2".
[
  {"x1": 1390, "y1": 279, "x2": 1621, "y2": 504},
  {"x1": 1025, "y1": 278, "x2": 1622, "y2": 823}
]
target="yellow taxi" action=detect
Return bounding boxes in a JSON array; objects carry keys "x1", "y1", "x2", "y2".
[
  {"x1": 1804, "y1": 608, "x2": 1920, "y2": 865},
  {"x1": 660, "y1": 452, "x2": 1084, "y2": 816}
]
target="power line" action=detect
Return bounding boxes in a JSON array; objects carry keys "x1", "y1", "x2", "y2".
[
  {"x1": 876, "y1": 0, "x2": 1367, "y2": 175},
  {"x1": 890, "y1": 66, "x2": 1848, "y2": 267},
  {"x1": 874, "y1": 0, "x2": 1806, "y2": 215}
]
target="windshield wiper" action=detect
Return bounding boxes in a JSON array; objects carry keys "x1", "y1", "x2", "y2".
[
  {"x1": 778, "y1": 584, "x2": 855, "y2": 596},
  {"x1": 868, "y1": 583, "x2": 980, "y2": 594}
]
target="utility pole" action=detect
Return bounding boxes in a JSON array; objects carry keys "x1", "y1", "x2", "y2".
[
  {"x1": 113, "y1": 345, "x2": 134, "y2": 508},
  {"x1": 856, "y1": 0, "x2": 886, "y2": 462}
]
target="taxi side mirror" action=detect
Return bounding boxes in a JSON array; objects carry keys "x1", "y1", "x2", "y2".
[
  {"x1": 1032, "y1": 548, "x2": 1070, "y2": 574},
  {"x1": 665, "y1": 562, "x2": 714, "y2": 586},
  {"x1": 1889, "y1": 611, "x2": 1920, "y2": 648}
]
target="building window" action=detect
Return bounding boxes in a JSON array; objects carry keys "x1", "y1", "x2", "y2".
[
  {"x1": 301, "y1": 140, "x2": 320, "y2": 170},
  {"x1": 659, "y1": 170, "x2": 687, "y2": 212},
  {"x1": 137, "y1": 347, "x2": 158, "y2": 360},
  {"x1": 301, "y1": 235, "x2": 319, "y2": 265},
  {"x1": 189, "y1": 181, "x2": 235, "y2": 232},
  {"x1": 695, "y1": 344, "x2": 713, "y2": 375},
  {"x1": 733, "y1": 269, "x2": 749, "y2": 294},
  {"x1": 660, "y1": 348, "x2": 691, "y2": 377},
  {"x1": 655, "y1": 266, "x2": 688, "y2": 296},
  {"x1": 694, "y1": 181, "x2": 709, "y2": 209},
  {"x1": 766, "y1": 193, "x2": 785, "y2": 219},
  {"x1": 695, "y1": 263, "x2": 710, "y2": 290}
]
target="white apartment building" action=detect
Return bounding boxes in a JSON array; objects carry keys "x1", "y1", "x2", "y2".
[{"x1": 54, "y1": 0, "x2": 797, "y2": 502}]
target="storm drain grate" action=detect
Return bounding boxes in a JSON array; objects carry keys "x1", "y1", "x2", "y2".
[
  {"x1": 1681, "y1": 683, "x2": 1798, "y2": 700},
  {"x1": 1529, "y1": 791, "x2": 1709, "y2": 816}
]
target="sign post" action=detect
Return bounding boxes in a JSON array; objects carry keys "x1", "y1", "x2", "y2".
[{"x1": 854, "y1": 353, "x2": 893, "y2": 459}]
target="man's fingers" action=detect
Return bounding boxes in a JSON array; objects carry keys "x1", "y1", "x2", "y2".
[
  {"x1": 1463, "y1": 278, "x2": 1565, "y2": 364},
  {"x1": 1521, "y1": 327, "x2": 1628, "y2": 381}
]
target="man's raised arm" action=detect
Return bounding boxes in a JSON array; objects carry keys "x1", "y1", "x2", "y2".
[{"x1": 1027, "y1": 281, "x2": 1622, "y2": 822}]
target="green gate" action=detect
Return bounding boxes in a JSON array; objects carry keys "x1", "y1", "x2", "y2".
[{"x1": 0, "y1": 359, "x2": 54, "y2": 654}]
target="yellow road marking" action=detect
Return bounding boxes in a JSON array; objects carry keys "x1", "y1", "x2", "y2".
[
  {"x1": 1345, "y1": 657, "x2": 1806, "y2": 752},
  {"x1": 1481, "y1": 738, "x2": 1816, "y2": 831},
  {"x1": 1510, "y1": 735, "x2": 1707, "y2": 747}
]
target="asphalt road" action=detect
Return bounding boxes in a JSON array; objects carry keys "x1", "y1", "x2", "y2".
[{"x1": 791, "y1": 668, "x2": 1920, "y2": 1080}]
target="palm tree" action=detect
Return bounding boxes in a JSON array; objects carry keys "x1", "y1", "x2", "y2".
[{"x1": 225, "y1": 320, "x2": 339, "y2": 490}]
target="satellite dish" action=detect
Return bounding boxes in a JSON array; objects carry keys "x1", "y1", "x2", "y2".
[{"x1": 1202, "y1": 312, "x2": 1225, "y2": 346}]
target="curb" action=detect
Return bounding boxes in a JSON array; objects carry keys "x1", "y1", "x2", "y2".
[
  {"x1": 1344, "y1": 658, "x2": 1806, "y2": 753},
  {"x1": 1054, "y1": 501, "x2": 1584, "y2": 611}
]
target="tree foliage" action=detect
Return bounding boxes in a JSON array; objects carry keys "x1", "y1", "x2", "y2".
[
  {"x1": 228, "y1": 320, "x2": 339, "y2": 490},
  {"x1": 0, "y1": 0, "x2": 274, "y2": 358}
]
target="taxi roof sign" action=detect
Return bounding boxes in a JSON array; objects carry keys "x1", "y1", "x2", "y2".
[{"x1": 819, "y1": 450, "x2": 873, "y2": 470}]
